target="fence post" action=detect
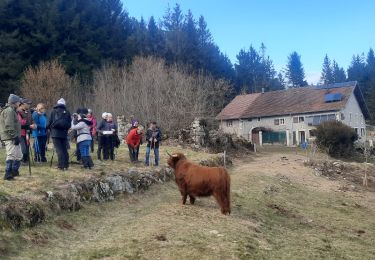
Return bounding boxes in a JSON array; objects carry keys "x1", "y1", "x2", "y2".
[{"x1": 224, "y1": 150, "x2": 226, "y2": 168}]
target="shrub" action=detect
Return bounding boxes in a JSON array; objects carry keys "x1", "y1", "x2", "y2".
[
  {"x1": 315, "y1": 121, "x2": 358, "y2": 158},
  {"x1": 20, "y1": 60, "x2": 83, "y2": 110}
]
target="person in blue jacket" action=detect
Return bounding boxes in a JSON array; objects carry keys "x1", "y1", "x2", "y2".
[{"x1": 32, "y1": 103, "x2": 48, "y2": 162}]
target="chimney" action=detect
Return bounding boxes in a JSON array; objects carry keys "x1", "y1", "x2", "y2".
[{"x1": 261, "y1": 88, "x2": 265, "y2": 94}]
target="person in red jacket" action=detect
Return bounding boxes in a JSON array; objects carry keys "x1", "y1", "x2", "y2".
[
  {"x1": 126, "y1": 127, "x2": 143, "y2": 163},
  {"x1": 87, "y1": 109, "x2": 97, "y2": 153}
]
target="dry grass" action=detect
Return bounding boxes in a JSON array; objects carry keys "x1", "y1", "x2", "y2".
[{"x1": 1, "y1": 146, "x2": 375, "y2": 259}]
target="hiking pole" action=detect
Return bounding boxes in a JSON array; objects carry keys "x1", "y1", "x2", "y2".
[
  {"x1": 50, "y1": 147, "x2": 55, "y2": 168},
  {"x1": 26, "y1": 133, "x2": 32, "y2": 176}
]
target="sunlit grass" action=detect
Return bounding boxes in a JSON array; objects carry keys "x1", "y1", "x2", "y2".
[{"x1": 0, "y1": 143, "x2": 214, "y2": 197}]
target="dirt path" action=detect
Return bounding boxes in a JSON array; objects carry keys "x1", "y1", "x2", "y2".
[{"x1": 8, "y1": 152, "x2": 375, "y2": 259}]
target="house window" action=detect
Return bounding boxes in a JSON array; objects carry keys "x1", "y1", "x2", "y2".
[
  {"x1": 306, "y1": 114, "x2": 336, "y2": 126},
  {"x1": 361, "y1": 128, "x2": 365, "y2": 137},
  {"x1": 354, "y1": 128, "x2": 358, "y2": 135},
  {"x1": 257, "y1": 117, "x2": 261, "y2": 122},
  {"x1": 248, "y1": 118, "x2": 252, "y2": 122},
  {"x1": 299, "y1": 116, "x2": 304, "y2": 122},
  {"x1": 360, "y1": 115, "x2": 363, "y2": 125},
  {"x1": 340, "y1": 113, "x2": 345, "y2": 120},
  {"x1": 349, "y1": 113, "x2": 352, "y2": 122},
  {"x1": 226, "y1": 120, "x2": 233, "y2": 127},
  {"x1": 293, "y1": 117, "x2": 298, "y2": 123},
  {"x1": 274, "y1": 118, "x2": 285, "y2": 125}
]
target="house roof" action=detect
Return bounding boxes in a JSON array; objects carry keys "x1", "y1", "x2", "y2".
[{"x1": 216, "y1": 81, "x2": 370, "y2": 120}]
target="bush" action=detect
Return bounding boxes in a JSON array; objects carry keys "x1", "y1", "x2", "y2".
[
  {"x1": 20, "y1": 60, "x2": 83, "y2": 110},
  {"x1": 315, "y1": 121, "x2": 358, "y2": 158}
]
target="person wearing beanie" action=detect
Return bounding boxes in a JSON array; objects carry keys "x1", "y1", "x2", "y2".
[
  {"x1": 72, "y1": 107, "x2": 89, "y2": 163},
  {"x1": 17, "y1": 98, "x2": 35, "y2": 163},
  {"x1": 97, "y1": 113, "x2": 117, "y2": 160},
  {"x1": 0, "y1": 94, "x2": 22, "y2": 180},
  {"x1": 47, "y1": 98, "x2": 71, "y2": 171},
  {"x1": 145, "y1": 121, "x2": 162, "y2": 166},
  {"x1": 96, "y1": 112, "x2": 108, "y2": 160},
  {"x1": 70, "y1": 113, "x2": 94, "y2": 169}
]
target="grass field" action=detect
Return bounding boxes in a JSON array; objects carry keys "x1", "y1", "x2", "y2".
[
  {"x1": 1, "y1": 145, "x2": 375, "y2": 259},
  {"x1": 0, "y1": 143, "x2": 214, "y2": 198}
]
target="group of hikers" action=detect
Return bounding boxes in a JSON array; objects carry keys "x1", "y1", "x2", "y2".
[{"x1": 0, "y1": 94, "x2": 162, "y2": 181}]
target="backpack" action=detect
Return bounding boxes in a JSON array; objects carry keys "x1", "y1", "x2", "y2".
[{"x1": 51, "y1": 108, "x2": 71, "y2": 130}]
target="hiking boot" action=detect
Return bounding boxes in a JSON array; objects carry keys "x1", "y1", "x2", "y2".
[
  {"x1": 88, "y1": 157, "x2": 94, "y2": 169},
  {"x1": 81, "y1": 157, "x2": 90, "y2": 169},
  {"x1": 4, "y1": 160, "x2": 14, "y2": 180},
  {"x1": 12, "y1": 160, "x2": 21, "y2": 177}
]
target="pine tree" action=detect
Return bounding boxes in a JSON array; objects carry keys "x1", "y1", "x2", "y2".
[
  {"x1": 320, "y1": 54, "x2": 334, "y2": 84},
  {"x1": 365, "y1": 48, "x2": 375, "y2": 123},
  {"x1": 347, "y1": 54, "x2": 366, "y2": 81},
  {"x1": 146, "y1": 16, "x2": 165, "y2": 57},
  {"x1": 332, "y1": 60, "x2": 346, "y2": 83},
  {"x1": 285, "y1": 51, "x2": 307, "y2": 87},
  {"x1": 235, "y1": 44, "x2": 279, "y2": 93}
]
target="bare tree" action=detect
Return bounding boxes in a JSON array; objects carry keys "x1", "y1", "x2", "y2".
[
  {"x1": 20, "y1": 57, "x2": 231, "y2": 134},
  {"x1": 91, "y1": 57, "x2": 231, "y2": 133},
  {"x1": 20, "y1": 60, "x2": 83, "y2": 110}
]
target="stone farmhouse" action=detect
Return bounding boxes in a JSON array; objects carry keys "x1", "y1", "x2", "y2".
[{"x1": 216, "y1": 81, "x2": 370, "y2": 146}]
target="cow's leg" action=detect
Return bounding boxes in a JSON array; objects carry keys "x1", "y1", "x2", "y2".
[
  {"x1": 189, "y1": 195, "x2": 196, "y2": 205},
  {"x1": 181, "y1": 194, "x2": 188, "y2": 205},
  {"x1": 213, "y1": 191, "x2": 230, "y2": 215}
]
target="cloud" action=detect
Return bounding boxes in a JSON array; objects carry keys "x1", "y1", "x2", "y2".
[{"x1": 305, "y1": 71, "x2": 321, "y2": 85}]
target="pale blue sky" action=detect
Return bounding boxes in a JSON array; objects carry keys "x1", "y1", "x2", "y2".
[{"x1": 122, "y1": 0, "x2": 375, "y2": 84}]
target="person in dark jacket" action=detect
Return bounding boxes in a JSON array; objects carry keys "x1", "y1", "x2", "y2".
[
  {"x1": 97, "y1": 113, "x2": 117, "y2": 160},
  {"x1": 32, "y1": 103, "x2": 48, "y2": 162},
  {"x1": 0, "y1": 94, "x2": 22, "y2": 180},
  {"x1": 96, "y1": 112, "x2": 108, "y2": 160},
  {"x1": 145, "y1": 122, "x2": 162, "y2": 166},
  {"x1": 47, "y1": 98, "x2": 71, "y2": 171}
]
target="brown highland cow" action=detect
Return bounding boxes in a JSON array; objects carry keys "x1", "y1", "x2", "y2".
[{"x1": 167, "y1": 152, "x2": 231, "y2": 215}]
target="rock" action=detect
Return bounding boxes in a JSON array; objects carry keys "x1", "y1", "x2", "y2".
[
  {"x1": 209, "y1": 230, "x2": 219, "y2": 235},
  {"x1": 264, "y1": 185, "x2": 280, "y2": 195},
  {"x1": 92, "y1": 182, "x2": 114, "y2": 202}
]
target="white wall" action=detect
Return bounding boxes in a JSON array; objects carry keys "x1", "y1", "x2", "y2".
[{"x1": 340, "y1": 94, "x2": 366, "y2": 139}]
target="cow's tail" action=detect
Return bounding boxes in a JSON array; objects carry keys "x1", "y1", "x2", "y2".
[{"x1": 220, "y1": 168, "x2": 231, "y2": 215}]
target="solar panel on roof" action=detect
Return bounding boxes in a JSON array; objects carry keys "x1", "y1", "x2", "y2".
[{"x1": 324, "y1": 93, "x2": 343, "y2": 102}]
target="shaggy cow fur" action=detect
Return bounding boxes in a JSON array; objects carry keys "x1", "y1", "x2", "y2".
[{"x1": 167, "y1": 153, "x2": 231, "y2": 215}]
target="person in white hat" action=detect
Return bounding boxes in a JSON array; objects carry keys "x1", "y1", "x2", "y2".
[
  {"x1": 96, "y1": 112, "x2": 108, "y2": 160},
  {"x1": 47, "y1": 98, "x2": 71, "y2": 170}
]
